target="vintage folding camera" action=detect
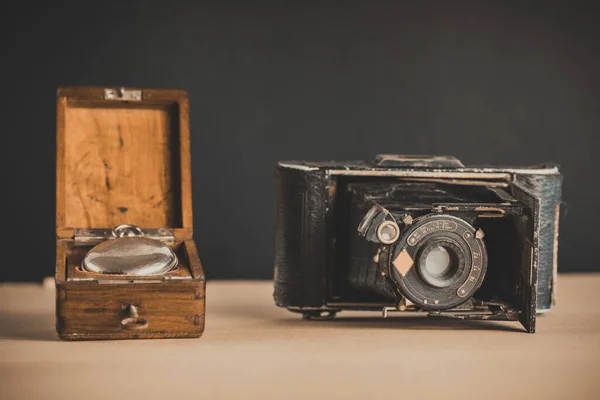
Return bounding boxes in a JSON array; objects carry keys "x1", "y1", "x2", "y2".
[
  {"x1": 274, "y1": 155, "x2": 562, "y2": 333},
  {"x1": 55, "y1": 86, "x2": 205, "y2": 340}
]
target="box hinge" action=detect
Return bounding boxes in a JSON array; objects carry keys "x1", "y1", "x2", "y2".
[
  {"x1": 104, "y1": 87, "x2": 142, "y2": 101},
  {"x1": 73, "y1": 228, "x2": 174, "y2": 243}
]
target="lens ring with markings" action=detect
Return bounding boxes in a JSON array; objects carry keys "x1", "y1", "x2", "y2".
[{"x1": 389, "y1": 214, "x2": 487, "y2": 310}]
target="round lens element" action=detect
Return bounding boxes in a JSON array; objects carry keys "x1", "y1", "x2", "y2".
[
  {"x1": 416, "y1": 239, "x2": 464, "y2": 289},
  {"x1": 377, "y1": 221, "x2": 400, "y2": 244},
  {"x1": 424, "y1": 246, "x2": 451, "y2": 275}
]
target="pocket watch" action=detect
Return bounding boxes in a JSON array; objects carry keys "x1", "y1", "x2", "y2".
[{"x1": 82, "y1": 224, "x2": 178, "y2": 275}]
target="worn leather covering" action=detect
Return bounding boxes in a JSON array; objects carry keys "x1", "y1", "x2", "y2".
[
  {"x1": 274, "y1": 167, "x2": 328, "y2": 307},
  {"x1": 515, "y1": 173, "x2": 563, "y2": 311}
]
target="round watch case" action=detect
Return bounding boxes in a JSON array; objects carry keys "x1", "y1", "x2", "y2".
[{"x1": 82, "y1": 224, "x2": 178, "y2": 276}]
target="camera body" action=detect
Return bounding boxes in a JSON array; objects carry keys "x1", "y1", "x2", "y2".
[{"x1": 274, "y1": 155, "x2": 562, "y2": 333}]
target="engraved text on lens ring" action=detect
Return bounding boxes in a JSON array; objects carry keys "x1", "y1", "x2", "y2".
[
  {"x1": 457, "y1": 232, "x2": 484, "y2": 298},
  {"x1": 406, "y1": 220, "x2": 458, "y2": 246}
]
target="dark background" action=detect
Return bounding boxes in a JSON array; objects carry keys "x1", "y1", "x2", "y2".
[{"x1": 1, "y1": 1, "x2": 598, "y2": 281}]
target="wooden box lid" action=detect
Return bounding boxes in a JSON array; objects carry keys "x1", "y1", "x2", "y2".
[{"x1": 56, "y1": 87, "x2": 193, "y2": 240}]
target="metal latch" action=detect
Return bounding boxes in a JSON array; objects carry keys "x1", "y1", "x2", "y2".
[
  {"x1": 375, "y1": 154, "x2": 465, "y2": 169},
  {"x1": 74, "y1": 227, "x2": 174, "y2": 243},
  {"x1": 104, "y1": 87, "x2": 142, "y2": 101}
]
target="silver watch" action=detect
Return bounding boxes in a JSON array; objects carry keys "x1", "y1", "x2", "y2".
[{"x1": 82, "y1": 224, "x2": 178, "y2": 276}]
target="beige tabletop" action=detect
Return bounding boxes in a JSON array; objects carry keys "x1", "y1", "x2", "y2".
[{"x1": 1, "y1": 274, "x2": 599, "y2": 400}]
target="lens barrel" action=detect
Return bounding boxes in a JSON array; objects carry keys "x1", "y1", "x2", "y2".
[{"x1": 389, "y1": 214, "x2": 487, "y2": 310}]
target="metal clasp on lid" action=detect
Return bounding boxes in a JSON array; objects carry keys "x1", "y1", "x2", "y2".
[{"x1": 104, "y1": 87, "x2": 142, "y2": 101}]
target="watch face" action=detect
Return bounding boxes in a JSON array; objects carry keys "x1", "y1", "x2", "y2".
[{"x1": 82, "y1": 236, "x2": 178, "y2": 276}]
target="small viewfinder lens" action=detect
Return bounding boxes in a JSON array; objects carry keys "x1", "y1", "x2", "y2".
[
  {"x1": 380, "y1": 225, "x2": 397, "y2": 241},
  {"x1": 377, "y1": 221, "x2": 399, "y2": 244}
]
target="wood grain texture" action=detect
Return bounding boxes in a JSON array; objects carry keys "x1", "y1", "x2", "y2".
[
  {"x1": 63, "y1": 106, "x2": 178, "y2": 228},
  {"x1": 56, "y1": 86, "x2": 193, "y2": 239},
  {"x1": 56, "y1": 283, "x2": 205, "y2": 340},
  {"x1": 178, "y1": 97, "x2": 194, "y2": 233},
  {"x1": 183, "y1": 239, "x2": 205, "y2": 280},
  {"x1": 55, "y1": 241, "x2": 68, "y2": 282},
  {"x1": 56, "y1": 97, "x2": 67, "y2": 233}
]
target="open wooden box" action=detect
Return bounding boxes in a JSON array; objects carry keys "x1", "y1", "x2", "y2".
[{"x1": 55, "y1": 87, "x2": 205, "y2": 340}]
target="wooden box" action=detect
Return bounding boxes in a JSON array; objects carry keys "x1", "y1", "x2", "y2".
[{"x1": 55, "y1": 87, "x2": 205, "y2": 340}]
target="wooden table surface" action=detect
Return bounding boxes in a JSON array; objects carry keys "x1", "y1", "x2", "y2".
[{"x1": 1, "y1": 274, "x2": 599, "y2": 399}]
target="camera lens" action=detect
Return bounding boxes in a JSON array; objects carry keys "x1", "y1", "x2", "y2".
[
  {"x1": 388, "y1": 214, "x2": 487, "y2": 310},
  {"x1": 424, "y1": 246, "x2": 450, "y2": 275},
  {"x1": 417, "y1": 240, "x2": 464, "y2": 289}
]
